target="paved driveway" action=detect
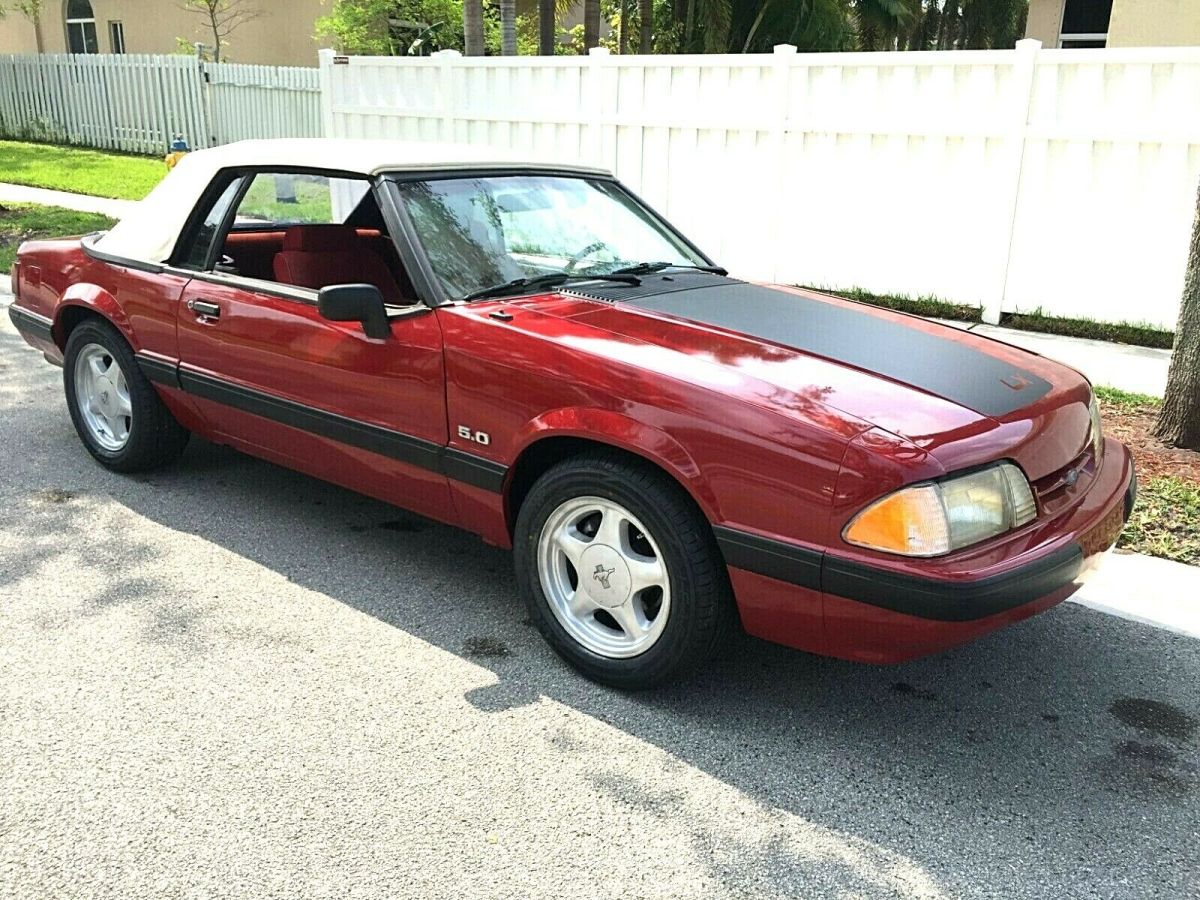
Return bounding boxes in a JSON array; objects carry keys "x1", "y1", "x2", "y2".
[{"x1": 1, "y1": 312, "x2": 1197, "y2": 900}]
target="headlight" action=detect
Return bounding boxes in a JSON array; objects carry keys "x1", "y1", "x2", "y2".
[
  {"x1": 1089, "y1": 393, "x2": 1104, "y2": 461},
  {"x1": 843, "y1": 463, "x2": 1038, "y2": 557}
]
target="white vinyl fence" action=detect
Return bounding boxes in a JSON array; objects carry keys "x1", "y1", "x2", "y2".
[
  {"x1": 206, "y1": 62, "x2": 321, "y2": 143},
  {"x1": 0, "y1": 54, "x2": 320, "y2": 154},
  {"x1": 321, "y1": 41, "x2": 1200, "y2": 329}
]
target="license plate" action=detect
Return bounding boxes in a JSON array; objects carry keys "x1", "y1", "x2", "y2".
[{"x1": 1079, "y1": 501, "x2": 1126, "y2": 558}]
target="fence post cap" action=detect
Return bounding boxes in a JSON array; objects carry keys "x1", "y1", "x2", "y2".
[
  {"x1": 773, "y1": 44, "x2": 798, "y2": 55},
  {"x1": 318, "y1": 48, "x2": 336, "y2": 63},
  {"x1": 588, "y1": 47, "x2": 611, "y2": 57},
  {"x1": 433, "y1": 49, "x2": 462, "y2": 59},
  {"x1": 1015, "y1": 38, "x2": 1042, "y2": 52}
]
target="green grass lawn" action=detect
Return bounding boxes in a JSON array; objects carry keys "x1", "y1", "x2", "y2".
[
  {"x1": 0, "y1": 140, "x2": 165, "y2": 201},
  {"x1": 1092, "y1": 385, "x2": 1163, "y2": 410},
  {"x1": 1092, "y1": 389, "x2": 1200, "y2": 565},
  {"x1": 0, "y1": 203, "x2": 116, "y2": 271},
  {"x1": 1120, "y1": 477, "x2": 1200, "y2": 565}
]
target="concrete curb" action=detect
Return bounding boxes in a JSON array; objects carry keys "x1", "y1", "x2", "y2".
[{"x1": 1070, "y1": 551, "x2": 1200, "y2": 639}]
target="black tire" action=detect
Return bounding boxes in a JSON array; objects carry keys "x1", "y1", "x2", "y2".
[
  {"x1": 514, "y1": 450, "x2": 736, "y2": 689},
  {"x1": 63, "y1": 318, "x2": 190, "y2": 472}
]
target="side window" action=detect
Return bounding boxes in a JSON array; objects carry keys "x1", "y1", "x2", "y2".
[
  {"x1": 178, "y1": 176, "x2": 244, "y2": 271},
  {"x1": 232, "y1": 173, "x2": 370, "y2": 229}
]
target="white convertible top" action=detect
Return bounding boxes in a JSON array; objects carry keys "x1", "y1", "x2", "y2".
[{"x1": 93, "y1": 138, "x2": 611, "y2": 265}]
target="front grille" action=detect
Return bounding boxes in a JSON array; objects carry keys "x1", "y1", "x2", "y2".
[{"x1": 1032, "y1": 447, "x2": 1095, "y2": 515}]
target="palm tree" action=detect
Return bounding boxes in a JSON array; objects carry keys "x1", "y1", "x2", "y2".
[
  {"x1": 500, "y1": 0, "x2": 517, "y2": 54},
  {"x1": 680, "y1": 0, "x2": 731, "y2": 52},
  {"x1": 639, "y1": 0, "x2": 652, "y2": 51},
  {"x1": 853, "y1": 0, "x2": 919, "y2": 50},
  {"x1": 539, "y1": 0, "x2": 556, "y2": 53},
  {"x1": 584, "y1": 0, "x2": 600, "y2": 48},
  {"x1": 463, "y1": 0, "x2": 484, "y2": 54}
]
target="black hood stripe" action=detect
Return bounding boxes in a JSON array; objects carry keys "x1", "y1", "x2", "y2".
[{"x1": 568, "y1": 276, "x2": 1051, "y2": 418}]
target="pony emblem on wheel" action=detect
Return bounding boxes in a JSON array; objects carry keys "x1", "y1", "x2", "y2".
[{"x1": 592, "y1": 564, "x2": 616, "y2": 590}]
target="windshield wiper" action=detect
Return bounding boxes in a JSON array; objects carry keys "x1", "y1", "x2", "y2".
[
  {"x1": 610, "y1": 261, "x2": 728, "y2": 276},
  {"x1": 462, "y1": 272, "x2": 641, "y2": 302}
]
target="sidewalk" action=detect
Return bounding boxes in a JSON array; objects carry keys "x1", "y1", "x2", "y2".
[
  {"x1": 0, "y1": 182, "x2": 136, "y2": 219},
  {"x1": 1071, "y1": 551, "x2": 1200, "y2": 639},
  {"x1": 933, "y1": 317, "x2": 1171, "y2": 397}
]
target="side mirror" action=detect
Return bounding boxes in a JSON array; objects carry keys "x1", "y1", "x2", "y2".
[{"x1": 318, "y1": 283, "x2": 390, "y2": 339}]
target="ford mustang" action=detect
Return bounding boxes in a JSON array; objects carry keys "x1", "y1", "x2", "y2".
[{"x1": 7, "y1": 139, "x2": 1136, "y2": 688}]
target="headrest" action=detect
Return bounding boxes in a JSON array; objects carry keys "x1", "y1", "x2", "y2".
[{"x1": 281, "y1": 224, "x2": 360, "y2": 252}]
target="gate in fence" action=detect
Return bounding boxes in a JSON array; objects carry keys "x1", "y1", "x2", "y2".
[{"x1": 0, "y1": 53, "x2": 321, "y2": 155}]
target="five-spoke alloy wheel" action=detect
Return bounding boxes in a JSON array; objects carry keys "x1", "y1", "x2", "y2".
[
  {"x1": 538, "y1": 496, "x2": 672, "y2": 658},
  {"x1": 73, "y1": 343, "x2": 133, "y2": 451},
  {"x1": 516, "y1": 451, "x2": 735, "y2": 689},
  {"x1": 63, "y1": 318, "x2": 190, "y2": 472}
]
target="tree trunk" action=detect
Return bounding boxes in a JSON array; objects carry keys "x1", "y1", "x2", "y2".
[
  {"x1": 619, "y1": 0, "x2": 630, "y2": 53},
  {"x1": 639, "y1": 0, "x2": 652, "y2": 52},
  {"x1": 463, "y1": 0, "x2": 485, "y2": 55},
  {"x1": 539, "y1": 0, "x2": 556, "y2": 54},
  {"x1": 208, "y1": 7, "x2": 222, "y2": 62},
  {"x1": 500, "y1": 0, "x2": 517, "y2": 55},
  {"x1": 1154, "y1": 181, "x2": 1200, "y2": 450},
  {"x1": 584, "y1": 0, "x2": 600, "y2": 50},
  {"x1": 741, "y1": 0, "x2": 771, "y2": 53}
]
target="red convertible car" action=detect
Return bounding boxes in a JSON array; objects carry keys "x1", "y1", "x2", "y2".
[{"x1": 8, "y1": 139, "x2": 1135, "y2": 688}]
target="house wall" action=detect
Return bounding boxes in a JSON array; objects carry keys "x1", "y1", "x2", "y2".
[
  {"x1": 1108, "y1": 0, "x2": 1200, "y2": 47},
  {"x1": 1024, "y1": 0, "x2": 1064, "y2": 46},
  {"x1": 0, "y1": 0, "x2": 326, "y2": 65},
  {"x1": 0, "y1": 12, "x2": 42, "y2": 53},
  {"x1": 1027, "y1": 0, "x2": 1200, "y2": 47}
]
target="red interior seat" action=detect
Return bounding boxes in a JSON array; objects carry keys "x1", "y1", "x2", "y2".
[{"x1": 273, "y1": 224, "x2": 407, "y2": 303}]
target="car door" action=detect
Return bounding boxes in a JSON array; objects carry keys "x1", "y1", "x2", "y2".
[{"x1": 174, "y1": 169, "x2": 455, "y2": 524}]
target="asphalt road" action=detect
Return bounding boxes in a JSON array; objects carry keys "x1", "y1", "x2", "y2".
[{"x1": 1, "y1": 308, "x2": 1198, "y2": 900}]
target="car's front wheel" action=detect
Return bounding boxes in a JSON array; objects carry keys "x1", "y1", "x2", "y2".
[
  {"x1": 63, "y1": 318, "x2": 189, "y2": 472},
  {"x1": 514, "y1": 452, "x2": 735, "y2": 689}
]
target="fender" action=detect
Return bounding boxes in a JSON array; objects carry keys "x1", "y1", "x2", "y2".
[
  {"x1": 511, "y1": 406, "x2": 723, "y2": 524},
  {"x1": 53, "y1": 284, "x2": 137, "y2": 351}
]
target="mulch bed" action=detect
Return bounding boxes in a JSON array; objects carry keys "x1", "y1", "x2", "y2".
[{"x1": 1100, "y1": 400, "x2": 1200, "y2": 485}]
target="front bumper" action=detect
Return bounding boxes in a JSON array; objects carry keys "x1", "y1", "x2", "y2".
[{"x1": 726, "y1": 438, "x2": 1137, "y2": 663}]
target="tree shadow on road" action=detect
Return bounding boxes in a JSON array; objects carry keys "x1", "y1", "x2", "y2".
[{"x1": 59, "y1": 439, "x2": 1200, "y2": 896}]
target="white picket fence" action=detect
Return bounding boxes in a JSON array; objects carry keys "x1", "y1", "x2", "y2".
[
  {"x1": 320, "y1": 42, "x2": 1200, "y2": 329},
  {"x1": 0, "y1": 54, "x2": 320, "y2": 154}
]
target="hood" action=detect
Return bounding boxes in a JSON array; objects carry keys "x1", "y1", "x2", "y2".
[{"x1": 527, "y1": 274, "x2": 1092, "y2": 481}]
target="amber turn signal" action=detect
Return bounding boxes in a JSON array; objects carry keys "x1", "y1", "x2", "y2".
[{"x1": 844, "y1": 463, "x2": 1037, "y2": 557}]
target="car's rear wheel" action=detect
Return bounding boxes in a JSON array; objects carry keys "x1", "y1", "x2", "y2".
[
  {"x1": 514, "y1": 452, "x2": 735, "y2": 689},
  {"x1": 64, "y1": 318, "x2": 189, "y2": 472}
]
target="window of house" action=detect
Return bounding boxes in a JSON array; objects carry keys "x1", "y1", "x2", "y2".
[
  {"x1": 109, "y1": 21, "x2": 125, "y2": 54},
  {"x1": 1059, "y1": 0, "x2": 1111, "y2": 48},
  {"x1": 65, "y1": 0, "x2": 98, "y2": 54}
]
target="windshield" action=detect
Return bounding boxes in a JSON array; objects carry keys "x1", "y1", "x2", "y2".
[{"x1": 390, "y1": 174, "x2": 707, "y2": 300}]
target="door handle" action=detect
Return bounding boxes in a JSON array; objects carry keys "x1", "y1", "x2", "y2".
[{"x1": 187, "y1": 299, "x2": 221, "y2": 319}]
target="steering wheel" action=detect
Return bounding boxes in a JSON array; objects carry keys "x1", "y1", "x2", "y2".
[{"x1": 564, "y1": 241, "x2": 607, "y2": 274}]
